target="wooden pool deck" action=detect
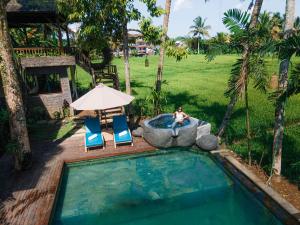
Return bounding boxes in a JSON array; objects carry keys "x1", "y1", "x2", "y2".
[{"x1": 0, "y1": 130, "x2": 155, "y2": 225}]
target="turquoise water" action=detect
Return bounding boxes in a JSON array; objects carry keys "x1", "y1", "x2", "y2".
[
  {"x1": 51, "y1": 149, "x2": 282, "y2": 225},
  {"x1": 148, "y1": 115, "x2": 190, "y2": 128}
]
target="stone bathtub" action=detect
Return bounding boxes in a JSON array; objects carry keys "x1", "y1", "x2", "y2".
[{"x1": 142, "y1": 113, "x2": 199, "y2": 148}]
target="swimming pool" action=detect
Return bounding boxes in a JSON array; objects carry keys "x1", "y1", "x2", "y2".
[{"x1": 51, "y1": 149, "x2": 283, "y2": 225}]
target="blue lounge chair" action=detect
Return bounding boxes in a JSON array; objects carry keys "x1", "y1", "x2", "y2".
[
  {"x1": 84, "y1": 117, "x2": 105, "y2": 151},
  {"x1": 113, "y1": 115, "x2": 133, "y2": 148}
]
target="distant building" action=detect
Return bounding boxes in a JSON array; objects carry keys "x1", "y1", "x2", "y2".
[{"x1": 128, "y1": 33, "x2": 155, "y2": 56}]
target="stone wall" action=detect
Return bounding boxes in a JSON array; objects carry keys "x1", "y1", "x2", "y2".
[{"x1": 27, "y1": 72, "x2": 73, "y2": 118}]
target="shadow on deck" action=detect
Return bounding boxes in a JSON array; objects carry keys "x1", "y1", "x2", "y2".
[{"x1": 0, "y1": 125, "x2": 155, "y2": 225}]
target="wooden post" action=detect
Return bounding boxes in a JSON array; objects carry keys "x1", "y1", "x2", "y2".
[
  {"x1": 70, "y1": 65, "x2": 78, "y2": 99},
  {"x1": 43, "y1": 24, "x2": 47, "y2": 43},
  {"x1": 66, "y1": 26, "x2": 71, "y2": 48},
  {"x1": 57, "y1": 23, "x2": 63, "y2": 54}
]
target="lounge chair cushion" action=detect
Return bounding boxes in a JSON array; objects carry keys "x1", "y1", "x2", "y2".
[
  {"x1": 113, "y1": 115, "x2": 132, "y2": 144},
  {"x1": 85, "y1": 132, "x2": 103, "y2": 147},
  {"x1": 115, "y1": 131, "x2": 131, "y2": 143}
]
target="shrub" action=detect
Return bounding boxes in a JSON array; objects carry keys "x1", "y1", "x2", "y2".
[
  {"x1": 62, "y1": 100, "x2": 70, "y2": 118},
  {"x1": 53, "y1": 111, "x2": 61, "y2": 120}
]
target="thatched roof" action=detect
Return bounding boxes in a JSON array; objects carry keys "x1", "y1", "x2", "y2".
[
  {"x1": 6, "y1": 0, "x2": 66, "y2": 26},
  {"x1": 6, "y1": 0, "x2": 56, "y2": 12}
]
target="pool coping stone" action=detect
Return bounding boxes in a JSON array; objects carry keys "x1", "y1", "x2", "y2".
[{"x1": 211, "y1": 150, "x2": 300, "y2": 225}]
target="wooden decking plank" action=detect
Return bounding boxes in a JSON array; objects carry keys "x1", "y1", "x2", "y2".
[{"x1": 0, "y1": 133, "x2": 155, "y2": 225}]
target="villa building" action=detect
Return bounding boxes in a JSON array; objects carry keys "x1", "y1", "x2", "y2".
[{"x1": 1, "y1": 0, "x2": 120, "y2": 118}]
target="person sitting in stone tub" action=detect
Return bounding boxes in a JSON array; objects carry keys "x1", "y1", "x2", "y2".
[{"x1": 172, "y1": 107, "x2": 189, "y2": 136}]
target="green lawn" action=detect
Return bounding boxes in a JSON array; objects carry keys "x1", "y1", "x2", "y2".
[{"x1": 75, "y1": 54, "x2": 300, "y2": 183}]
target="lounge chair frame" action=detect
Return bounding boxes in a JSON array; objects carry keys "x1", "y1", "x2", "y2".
[
  {"x1": 113, "y1": 130, "x2": 133, "y2": 149},
  {"x1": 84, "y1": 117, "x2": 105, "y2": 152},
  {"x1": 85, "y1": 134, "x2": 105, "y2": 152},
  {"x1": 113, "y1": 115, "x2": 134, "y2": 148}
]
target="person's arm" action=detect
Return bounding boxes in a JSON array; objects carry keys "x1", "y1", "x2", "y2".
[
  {"x1": 183, "y1": 112, "x2": 189, "y2": 118},
  {"x1": 173, "y1": 111, "x2": 177, "y2": 118}
]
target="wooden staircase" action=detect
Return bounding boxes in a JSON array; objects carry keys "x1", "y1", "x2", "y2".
[
  {"x1": 100, "y1": 107, "x2": 124, "y2": 128},
  {"x1": 75, "y1": 51, "x2": 120, "y2": 90},
  {"x1": 75, "y1": 51, "x2": 123, "y2": 124}
]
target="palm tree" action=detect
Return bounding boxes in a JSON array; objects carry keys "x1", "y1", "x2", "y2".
[
  {"x1": 0, "y1": 0, "x2": 31, "y2": 170},
  {"x1": 217, "y1": 0, "x2": 264, "y2": 141},
  {"x1": 221, "y1": 5, "x2": 270, "y2": 165},
  {"x1": 190, "y1": 16, "x2": 211, "y2": 54},
  {"x1": 272, "y1": 0, "x2": 295, "y2": 176},
  {"x1": 155, "y1": 0, "x2": 171, "y2": 94}
]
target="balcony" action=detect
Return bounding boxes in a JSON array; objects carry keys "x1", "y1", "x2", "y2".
[{"x1": 14, "y1": 47, "x2": 75, "y2": 58}]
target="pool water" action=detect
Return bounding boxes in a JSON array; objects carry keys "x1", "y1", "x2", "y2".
[
  {"x1": 148, "y1": 115, "x2": 190, "y2": 129},
  {"x1": 51, "y1": 150, "x2": 282, "y2": 225}
]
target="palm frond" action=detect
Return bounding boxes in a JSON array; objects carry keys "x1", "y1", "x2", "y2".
[
  {"x1": 225, "y1": 58, "x2": 245, "y2": 98},
  {"x1": 190, "y1": 16, "x2": 210, "y2": 38},
  {"x1": 278, "y1": 34, "x2": 300, "y2": 59},
  {"x1": 286, "y1": 63, "x2": 300, "y2": 96},
  {"x1": 249, "y1": 56, "x2": 269, "y2": 93},
  {"x1": 223, "y1": 9, "x2": 250, "y2": 34}
]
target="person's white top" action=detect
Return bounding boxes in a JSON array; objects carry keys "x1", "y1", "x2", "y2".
[{"x1": 175, "y1": 112, "x2": 184, "y2": 122}]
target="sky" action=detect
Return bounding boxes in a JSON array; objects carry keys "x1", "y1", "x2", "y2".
[{"x1": 128, "y1": 0, "x2": 300, "y2": 38}]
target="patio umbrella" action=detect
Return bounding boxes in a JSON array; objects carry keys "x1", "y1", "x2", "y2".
[{"x1": 70, "y1": 83, "x2": 134, "y2": 110}]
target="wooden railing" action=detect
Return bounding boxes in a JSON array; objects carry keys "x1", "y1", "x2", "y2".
[{"x1": 14, "y1": 47, "x2": 76, "y2": 57}]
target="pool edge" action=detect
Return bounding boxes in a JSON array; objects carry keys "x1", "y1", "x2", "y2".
[
  {"x1": 46, "y1": 148, "x2": 300, "y2": 225},
  {"x1": 211, "y1": 150, "x2": 300, "y2": 225},
  {"x1": 46, "y1": 148, "x2": 157, "y2": 225}
]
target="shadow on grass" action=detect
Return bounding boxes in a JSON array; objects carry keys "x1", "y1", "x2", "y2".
[
  {"x1": 230, "y1": 125, "x2": 300, "y2": 186},
  {"x1": 164, "y1": 91, "x2": 245, "y2": 133}
]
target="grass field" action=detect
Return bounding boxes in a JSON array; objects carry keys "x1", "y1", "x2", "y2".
[{"x1": 75, "y1": 54, "x2": 300, "y2": 183}]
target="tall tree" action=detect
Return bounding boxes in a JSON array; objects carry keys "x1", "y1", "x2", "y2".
[
  {"x1": 60, "y1": 0, "x2": 162, "y2": 95},
  {"x1": 155, "y1": 0, "x2": 171, "y2": 94},
  {"x1": 122, "y1": 18, "x2": 132, "y2": 95},
  {"x1": 219, "y1": 6, "x2": 270, "y2": 165},
  {"x1": 190, "y1": 16, "x2": 211, "y2": 54},
  {"x1": 0, "y1": 0, "x2": 31, "y2": 170},
  {"x1": 272, "y1": 0, "x2": 295, "y2": 175},
  {"x1": 217, "y1": 0, "x2": 264, "y2": 139}
]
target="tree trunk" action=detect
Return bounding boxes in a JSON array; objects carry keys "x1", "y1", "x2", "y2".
[
  {"x1": 0, "y1": 1, "x2": 31, "y2": 170},
  {"x1": 22, "y1": 28, "x2": 29, "y2": 46},
  {"x1": 122, "y1": 20, "x2": 134, "y2": 126},
  {"x1": 57, "y1": 23, "x2": 63, "y2": 53},
  {"x1": 217, "y1": 0, "x2": 263, "y2": 139},
  {"x1": 66, "y1": 26, "x2": 71, "y2": 48},
  {"x1": 197, "y1": 37, "x2": 200, "y2": 54},
  {"x1": 155, "y1": 0, "x2": 171, "y2": 93},
  {"x1": 217, "y1": 95, "x2": 237, "y2": 138},
  {"x1": 122, "y1": 21, "x2": 131, "y2": 95},
  {"x1": 245, "y1": 82, "x2": 252, "y2": 165},
  {"x1": 272, "y1": 0, "x2": 295, "y2": 175}
]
